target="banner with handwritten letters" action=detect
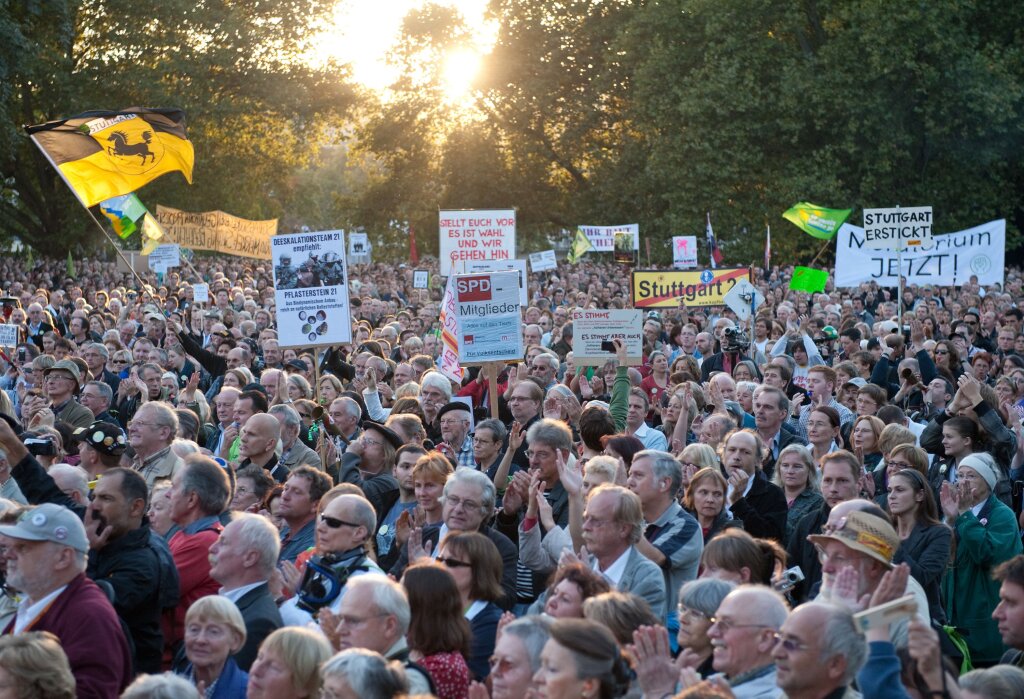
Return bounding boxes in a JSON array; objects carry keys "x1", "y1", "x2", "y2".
[
  {"x1": 631, "y1": 268, "x2": 749, "y2": 308},
  {"x1": 579, "y1": 223, "x2": 639, "y2": 252},
  {"x1": 834, "y1": 219, "x2": 1005, "y2": 287},
  {"x1": 156, "y1": 205, "x2": 277, "y2": 259},
  {"x1": 439, "y1": 209, "x2": 516, "y2": 274},
  {"x1": 271, "y1": 230, "x2": 352, "y2": 348},
  {"x1": 571, "y1": 309, "x2": 643, "y2": 366}
]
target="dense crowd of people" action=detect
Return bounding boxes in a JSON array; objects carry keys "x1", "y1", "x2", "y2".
[{"x1": 0, "y1": 249, "x2": 1024, "y2": 698}]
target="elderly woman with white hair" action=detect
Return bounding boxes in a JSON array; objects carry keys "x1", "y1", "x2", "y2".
[
  {"x1": 940, "y1": 452, "x2": 1023, "y2": 665},
  {"x1": 175, "y1": 596, "x2": 249, "y2": 698},
  {"x1": 319, "y1": 649, "x2": 408, "y2": 699}
]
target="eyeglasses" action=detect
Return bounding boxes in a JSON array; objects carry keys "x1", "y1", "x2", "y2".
[
  {"x1": 362, "y1": 438, "x2": 384, "y2": 448},
  {"x1": 677, "y1": 604, "x2": 708, "y2": 621},
  {"x1": 934, "y1": 349, "x2": 949, "y2": 355},
  {"x1": 320, "y1": 514, "x2": 361, "y2": 529},
  {"x1": 333, "y1": 612, "x2": 388, "y2": 627},
  {"x1": 886, "y1": 460, "x2": 911, "y2": 470},
  {"x1": 815, "y1": 543, "x2": 858, "y2": 567},
  {"x1": 45, "y1": 374, "x2": 74, "y2": 383},
  {"x1": 437, "y1": 556, "x2": 472, "y2": 568},
  {"x1": 439, "y1": 418, "x2": 467, "y2": 426},
  {"x1": 773, "y1": 632, "x2": 810, "y2": 652},
  {"x1": 708, "y1": 616, "x2": 775, "y2": 633},
  {"x1": 445, "y1": 495, "x2": 482, "y2": 512}
]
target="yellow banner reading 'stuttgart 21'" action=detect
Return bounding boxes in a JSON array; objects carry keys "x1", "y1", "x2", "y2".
[{"x1": 631, "y1": 268, "x2": 750, "y2": 308}]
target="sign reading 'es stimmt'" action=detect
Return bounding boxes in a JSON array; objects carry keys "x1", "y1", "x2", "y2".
[
  {"x1": 439, "y1": 209, "x2": 516, "y2": 274},
  {"x1": 862, "y1": 207, "x2": 932, "y2": 250}
]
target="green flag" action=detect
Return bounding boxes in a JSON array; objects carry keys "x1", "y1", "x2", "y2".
[
  {"x1": 66, "y1": 250, "x2": 75, "y2": 277},
  {"x1": 789, "y1": 266, "x2": 829, "y2": 292},
  {"x1": 567, "y1": 227, "x2": 594, "y2": 263},
  {"x1": 99, "y1": 193, "x2": 147, "y2": 239},
  {"x1": 782, "y1": 202, "x2": 853, "y2": 240}
]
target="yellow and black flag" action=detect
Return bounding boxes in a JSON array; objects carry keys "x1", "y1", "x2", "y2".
[{"x1": 25, "y1": 108, "x2": 194, "y2": 208}]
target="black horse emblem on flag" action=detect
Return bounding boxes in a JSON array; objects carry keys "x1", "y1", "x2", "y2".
[{"x1": 107, "y1": 130, "x2": 155, "y2": 164}]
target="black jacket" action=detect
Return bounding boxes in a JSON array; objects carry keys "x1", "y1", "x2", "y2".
[
  {"x1": 762, "y1": 428, "x2": 808, "y2": 481},
  {"x1": 730, "y1": 472, "x2": 788, "y2": 543},
  {"x1": 232, "y1": 582, "x2": 284, "y2": 671},
  {"x1": 88, "y1": 523, "x2": 172, "y2": 675},
  {"x1": 786, "y1": 502, "x2": 831, "y2": 604}
]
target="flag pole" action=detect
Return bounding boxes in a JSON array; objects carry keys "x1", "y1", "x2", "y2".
[
  {"x1": 806, "y1": 238, "x2": 832, "y2": 268},
  {"x1": 28, "y1": 134, "x2": 152, "y2": 290}
]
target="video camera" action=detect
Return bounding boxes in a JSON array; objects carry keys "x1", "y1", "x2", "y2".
[{"x1": 722, "y1": 327, "x2": 751, "y2": 353}]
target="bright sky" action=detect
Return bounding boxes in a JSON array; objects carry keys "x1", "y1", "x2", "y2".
[{"x1": 313, "y1": 0, "x2": 495, "y2": 97}]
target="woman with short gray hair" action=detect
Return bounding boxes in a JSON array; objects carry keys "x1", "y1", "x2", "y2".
[{"x1": 319, "y1": 648, "x2": 407, "y2": 699}]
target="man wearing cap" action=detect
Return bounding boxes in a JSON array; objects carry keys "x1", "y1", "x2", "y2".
[
  {"x1": 811, "y1": 506, "x2": 929, "y2": 647},
  {"x1": 0, "y1": 503, "x2": 133, "y2": 697},
  {"x1": 73, "y1": 421, "x2": 128, "y2": 478},
  {"x1": 339, "y1": 421, "x2": 402, "y2": 517},
  {"x1": 237, "y1": 413, "x2": 289, "y2": 483},
  {"x1": 43, "y1": 359, "x2": 93, "y2": 429},
  {"x1": 437, "y1": 402, "x2": 474, "y2": 469},
  {"x1": 86, "y1": 467, "x2": 177, "y2": 675},
  {"x1": 130, "y1": 402, "x2": 184, "y2": 490}
]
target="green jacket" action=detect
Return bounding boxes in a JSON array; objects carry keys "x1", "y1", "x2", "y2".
[{"x1": 942, "y1": 495, "x2": 1023, "y2": 663}]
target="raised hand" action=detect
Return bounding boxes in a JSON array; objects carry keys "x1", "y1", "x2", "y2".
[
  {"x1": 631, "y1": 625, "x2": 679, "y2": 698},
  {"x1": 508, "y1": 421, "x2": 526, "y2": 452},
  {"x1": 578, "y1": 373, "x2": 594, "y2": 399},
  {"x1": 958, "y1": 374, "x2": 983, "y2": 407},
  {"x1": 557, "y1": 449, "x2": 583, "y2": 497},
  {"x1": 318, "y1": 607, "x2": 344, "y2": 650},
  {"x1": 535, "y1": 479, "x2": 555, "y2": 530},
  {"x1": 829, "y1": 563, "x2": 869, "y2": 612},
  {"x1": 939, "y1": 480, "x2": 961, "y2": 521},
  {"x1": 365, "y1": 367, "x2": 378, "y2": 393},
  {"x1": 408, "y1": 526, "x2": 433, "y2": 563},
  {"x1": 727, "y1": 469, "x2": 750, "y2": 505},
  {"x1": 868, "y1": 562, "x2": 910, "y2": 609}
]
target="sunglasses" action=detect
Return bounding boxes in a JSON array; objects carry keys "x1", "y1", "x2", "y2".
[
  {"x1": 320, "y1": 514, "x2": 360, "y2": 529},
  {"x1": 437, "y1": 556, "x2": 472, "y2": 568}
]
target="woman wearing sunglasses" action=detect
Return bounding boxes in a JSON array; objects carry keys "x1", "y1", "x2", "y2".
[{"x1": 436, "y1": 531, "x2": 505, "y2": 681}]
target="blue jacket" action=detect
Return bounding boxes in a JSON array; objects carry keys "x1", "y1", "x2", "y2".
[{"x1": 179, "y1": 657, "x2": 248, "y2": 699}]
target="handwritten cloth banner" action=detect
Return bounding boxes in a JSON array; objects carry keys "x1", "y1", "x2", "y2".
[
  {"x1": 834, "y1": 219, "x2": 1005, "y2": 287},
  {"x1": 156, "y1": 205, "x2": 277, "y2": 259}
]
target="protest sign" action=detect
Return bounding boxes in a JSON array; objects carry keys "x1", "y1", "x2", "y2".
[
  {"x1": 672, "y1": 236, "x2": 698, "y2": 269},
  {"x1": 631, "y1": 268, "x2": 750, "y2": 308},
  {"x1": 454, "y1": 271, "x2": 523, "y2": 364},
  {"x1": 271, "y1": 230, "x2": 352, "y2": 347},
  {"x1": 834, "y1": 219, "x2": 1005, "y2": 287},
  {"x1": 464, "y1": 259, "x2": 527, "y2": 306},
  {"x1": 571, "y1": 309, "x2": 643, "y2": 366},
  {"x1": 0, "y1": 325, "x2": 18, "y2": 348},
  {"x1": 579, "y1": 224, "x2": 639, "y2": 252},
  {"x1": 192, "y1": 283, "x2": 209, "y2": 304},
  {"x1": 862, "y1": 206, "x2": 932, "y2": 250},
  {"x1": 613, "y1": 232, "x2": 634, "y2": 265},
  {"x1": 147, "y1": 244, "x2": 180, "y2": 272},
  {"x1": 439, "y1": 209, "x2": 516, "y2": 274},
  {"x1": 156, "y1": 205, "x2": 276, "y2": 259},
  {"x1": 529, "y1": 250, "x2": 557, "y2": 272},
  {"x1": 413, "y1": 270, "x2": 429, "y2": 289},
  {"x1": 348, "y1": 232, "x2": 371, "y2": 264},
  {"x1": 789, "y1": 267, "x2": 829, "y2": 293}
]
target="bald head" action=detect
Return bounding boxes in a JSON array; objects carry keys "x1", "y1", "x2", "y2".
[{"x1": 239, "y1": 413, "x2": 280, "y2": 463}]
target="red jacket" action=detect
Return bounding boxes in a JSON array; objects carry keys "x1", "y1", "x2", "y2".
[
  {"x1": 13, "y1": 572, "x2": 132, "y2": 699},
  {"x1": 162, "y1": 521, "x2": 222, "y2": 664}
]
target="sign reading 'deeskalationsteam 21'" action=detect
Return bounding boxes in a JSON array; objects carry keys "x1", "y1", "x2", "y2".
[
  {"x1": 271, "y1": 230, "x2": 352, "y2": 348},
  {"x1": 454, "y1": 271, "x2": 523, "y2": 364}
]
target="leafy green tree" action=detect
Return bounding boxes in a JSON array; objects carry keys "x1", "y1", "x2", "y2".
[{"x1": 0, "y1": 0, "x2": 356, "y2": 249}]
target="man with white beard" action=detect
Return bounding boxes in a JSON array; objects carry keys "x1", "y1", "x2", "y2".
[{"x1": 808, "y1": 501, "x2": 929, "y2": 647}]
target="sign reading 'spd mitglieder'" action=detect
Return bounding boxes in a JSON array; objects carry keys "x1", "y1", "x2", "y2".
[
  {"x1": 631, "y1": 268, "x2": 750, "y2": 308},
  {"x1": 454, "y1": 271, "x2": 524, "y2": 364}
]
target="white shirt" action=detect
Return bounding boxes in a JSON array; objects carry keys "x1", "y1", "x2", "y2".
[
  {"x1": 220, "y1": 581, "x2": 265, "y2": 604},
  {"x1": 593, "y1": 547, "x2": 631, "y2": 586},
  {"x1": 14, "y1": 585, "x2": 67, "y2": 634}
]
